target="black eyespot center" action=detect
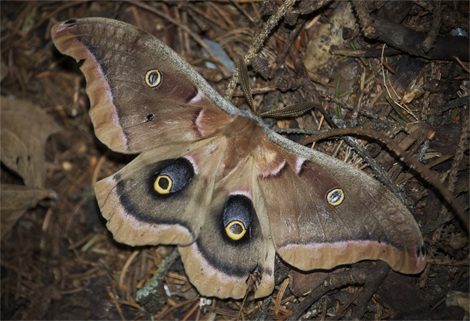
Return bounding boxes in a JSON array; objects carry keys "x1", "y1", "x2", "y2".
[
  {"x1": 158, "y1": 176, "x2": 169, "y2": 189},
  {"x1": 145, "y1": 114, "x2": 154, "y2": 122},
  {"x1": 230, "y1": 222, "x2": 244, "y2": 235}
]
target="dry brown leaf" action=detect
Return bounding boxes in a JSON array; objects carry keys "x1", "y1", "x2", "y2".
[
  {"x1": 1, "y1": 96, "x2": 61, "y2": 188},
  {"x1": 1, "y1": 185, "x2": 57, "y2": 238},
  {"x1": 303, "y1": 2, "x2": 356, "y2": 72},
  {"x1": 446, "y1": 291, "x2": 470, "y2": 313}
]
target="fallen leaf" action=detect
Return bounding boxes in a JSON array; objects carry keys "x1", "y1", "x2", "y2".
[
  {"x1": 446, "y1": 291, "x2": 470, "y2": 313},
  {"x1": 303, "y1": 2, "x2": 356, "y2": 72},
  {"x1": 449, "y1": 233, "x2": 469, "y2": 250},
  {"x1": 1, "y1": 184, "x2": 57, "y2": 238},
  {"x1": 1, "y1": 96, "x2": 61, "y2": 188}
]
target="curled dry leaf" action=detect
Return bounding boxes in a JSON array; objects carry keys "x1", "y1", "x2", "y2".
[
  {"x1": 1, "y1": 96, "x2": 61, "y2": 239},
  {"x1": 1, "y1": 185, "x2": 57, "y2": 238},
  {"x1": 0, "y1": 96, "x2": 61, "y2": 188}
]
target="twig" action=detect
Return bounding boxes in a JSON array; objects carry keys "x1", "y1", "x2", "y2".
[
  {"x1": 230, "y1": 0, "x2": 258, "y2": 24},
  {"x1": 286, "y1": 263, "x2": 387, "y2": 321},
  {"x1": 120, "y1": 250, "x2": 140, "y2": 291},
  {"x1": 353, "y1": 1, "x2": 379, "y2": 39},
  {"x1": 224, "y1": 0, "x2": 298, "y2": 100},
  {"x1": 412, "y1": 0, "x2": 434, "y2": 11},
  {"x1": 136, "y1": 248, "x2": 179, "y2": 312},
  {"x1": 108, "y1": 284, "x2": 126, "y2": 321},
  {"x1": 371, "y1": 13, "x2": 469, "y2": 61},
  {"x1": 438, "y1": 116, "x2": 469, "y2": 217},
  {"x1": 290, "y1": 0, "x2": 329, "y2": 15},
  {"x1": 274, "y1": 278, "x2": 290, "y2": 316},
  {"x1": 395, "y1": 151, "x2": 456, "y2": 184},
  {"x1": 350, "y1": 263, "x2": 390, "y2": 319},
  {"x1": 453, "y1": 56, "x2": 470, "y2": 73},
  {"x1": 181, "y1": 301, "x2": 200, "y2": 321},
  {"x1": 127, "y1": 0, "x2": 231, "y2": 78},
  {"x1": 154, "y1": 296, "x2": 199, "y2": 320},
  {"x1": 269, "y1": 18, "x2": 306, "y2": 77},
  {"x1": 333, "y1": 47, "x2": 402, "y2": 58},
  {"x1": 275, "y1": 127, "x2": 323, "y2": 135},
  {"x1": 334, "y1": 287, "x2": 363, "y2": 319},
  {"x1": 422, "y1": 1, "x2": 442, "y2": 53},
  {"x1": 188, "y1": 3, "x2": 227, "y2": 30},
  {"x1": 380, "y1": 45, "x2": 417, "y2": 121},
  {"x1": 434, "y1": 96, "x2": 470, "y2": 115},
  {"x1": 91, "y1": 155, "x2": 106, "y2": 186},
  {"x1": 255, "y1": 296, "x2": 272, "y2": 321}
]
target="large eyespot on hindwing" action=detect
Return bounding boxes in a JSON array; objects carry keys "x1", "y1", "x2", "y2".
[
  {"x1": 152, "y1": 158, "x2": 195, "y2": 196},
  {"x1": 222, "y1": 195, "x2": 254, "y2": 242},
  {"x1": 145, "y1": 69, "x2": 162, "y2": 88},
  {"x1": 326, "y1": 187, "x2": 344, "y2": 206}
]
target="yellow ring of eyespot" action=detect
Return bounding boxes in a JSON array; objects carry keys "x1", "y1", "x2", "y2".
[
  {"x1": 145, "y1": 70, "x2": 162, "y2": 88},
  {"x1": 327, "y1": 188, "x2": 344, "y2": 206},
  {"x1": 154, "y1": 175, "x2": 172, "y2": 194},
  {"x1": 225, "y1": 221, "x2": 247, "y2": 241}
]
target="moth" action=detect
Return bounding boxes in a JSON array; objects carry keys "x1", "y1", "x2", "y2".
[{"x1": 51, "y1": 18, "x2": 425, "y2": 299}]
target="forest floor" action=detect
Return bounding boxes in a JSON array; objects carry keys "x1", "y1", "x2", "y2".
[{"x1": 1, "y1": 1, "x2": 469, "y2": 320}]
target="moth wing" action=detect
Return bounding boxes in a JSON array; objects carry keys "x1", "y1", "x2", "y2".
[
  {"x1": 51, "y1": 18, "x2": 234, "y2": 153},
  {"x1": 96, "y1": 132, "x2": 275, "y2": 299},
  {"x1": 179, "y1": 154, "x2": 276, "y2": 299},
  {"x1": 254, "y1": 141, "x2": 426, "y2": 274}
]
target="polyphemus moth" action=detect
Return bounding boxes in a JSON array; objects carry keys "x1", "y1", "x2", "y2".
[{"x1": 51, "y1": 18, "x2": 426, "y2": 299}]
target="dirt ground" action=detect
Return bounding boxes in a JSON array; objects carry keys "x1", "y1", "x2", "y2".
[{"x1": 1, "y1": 1, "x2": 469, "y2": 320}]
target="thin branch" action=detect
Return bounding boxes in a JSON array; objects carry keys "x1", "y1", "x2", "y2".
[{"x1": 224, "y1": 0, "x2": 298, "y2": 100}]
